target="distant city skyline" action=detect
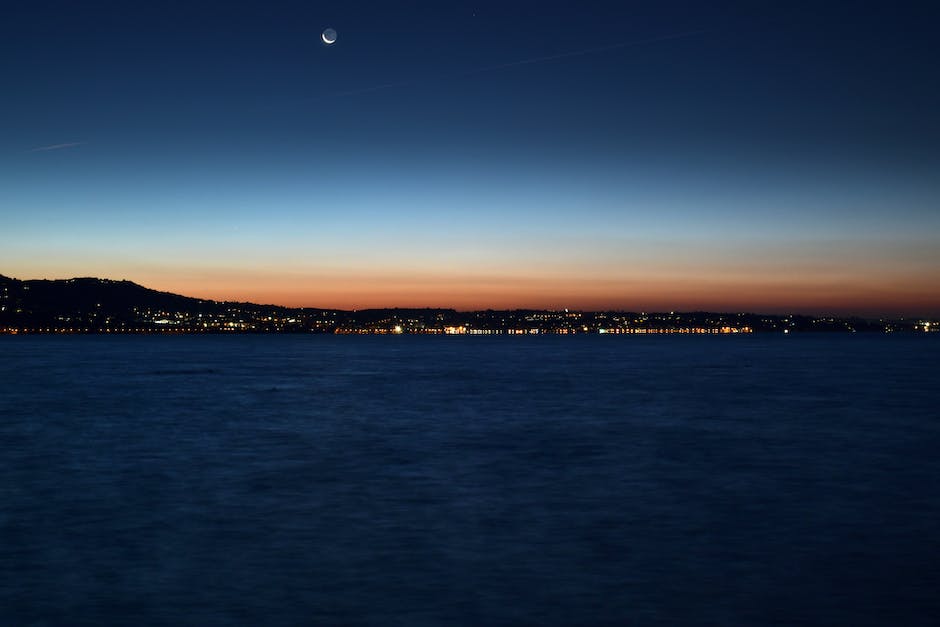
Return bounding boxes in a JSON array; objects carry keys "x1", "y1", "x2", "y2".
[
  {"x1": 3, "y1": 2, "x2": 939, "y2": 316},
  {"x1": 4, "y1": 275, "x2": 936, "y2": 336}
]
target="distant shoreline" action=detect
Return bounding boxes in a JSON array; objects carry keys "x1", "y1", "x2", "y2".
[
  {"x1": 2, "y1": 327, "x2": 937, "y2": 336},
  {"x1": 2, "y1": 275, "x2": 937, "y2": 335}
]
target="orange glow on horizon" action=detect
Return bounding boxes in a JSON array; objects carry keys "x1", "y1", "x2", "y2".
[
  {"x1": 6, "y1": 256, "x2": 938, "y2": 317},
  {"x1": 137, "y1": 270, "x2": 940, "y2": 317}
]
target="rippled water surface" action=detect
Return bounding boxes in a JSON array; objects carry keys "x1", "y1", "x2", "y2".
[{"x1": 2, "y1": 334, "x2": 939, "y2": 625}]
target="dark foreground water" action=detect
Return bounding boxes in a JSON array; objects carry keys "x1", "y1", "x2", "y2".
[{"x1": 1, "y1": 335, "x2": 939, "y2": 625}]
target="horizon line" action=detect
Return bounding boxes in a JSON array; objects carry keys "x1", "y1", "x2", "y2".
[{"x1": 2, "y1": 273, "x2": 937, "y2": 321}]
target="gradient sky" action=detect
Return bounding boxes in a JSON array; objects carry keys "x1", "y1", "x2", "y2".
[{"x1": 2, "y1": 1, "x2": 939, "y2": 315}]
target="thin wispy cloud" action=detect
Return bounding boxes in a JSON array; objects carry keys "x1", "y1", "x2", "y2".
[
  {"x1": 313, "y1": 29, "x2": 709, "y2": 101},
  {"x1": 28, "y1": 142, "x2": 85, "y2": 153},
  {"x1": 462, "y1": 29, "x2": 709, "y2": 76}
]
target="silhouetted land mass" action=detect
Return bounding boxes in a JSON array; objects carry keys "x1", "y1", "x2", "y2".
[{"x1": 1, "y1": 274, "x2": 935, "y2": 334}]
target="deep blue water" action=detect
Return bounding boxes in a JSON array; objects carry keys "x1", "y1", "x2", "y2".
[{"x1": 1, "y1": 334, "x2": 939, "y2": 625}]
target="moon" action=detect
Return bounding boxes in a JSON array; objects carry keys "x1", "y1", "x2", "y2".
[{"x1": 321, "y1": 28, "x2": 337, "y2": 45}]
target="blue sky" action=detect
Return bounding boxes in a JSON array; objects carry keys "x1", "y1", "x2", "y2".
[{"x1": 2, "y1": 1, "x2": 939, "y2": 314}]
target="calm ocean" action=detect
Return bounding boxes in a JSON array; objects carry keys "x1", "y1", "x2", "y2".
[{"x1": 1, "y1": 335, "x2": 938, "y2": 625}]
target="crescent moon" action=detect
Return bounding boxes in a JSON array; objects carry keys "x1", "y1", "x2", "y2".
[{"x1": 321, "y1": 29, "x2": 337, "y2": 45}]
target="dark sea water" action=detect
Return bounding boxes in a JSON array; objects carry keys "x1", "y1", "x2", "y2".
[{"x1": 1, "y1": 334, "x2": 939, "y2": 625}]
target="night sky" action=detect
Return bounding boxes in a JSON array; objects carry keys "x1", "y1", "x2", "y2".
[{"x1": 3, "y1": 1, "x2": 939, "y2": 315}]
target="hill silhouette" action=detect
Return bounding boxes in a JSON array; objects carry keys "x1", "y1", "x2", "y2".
[{"x1": 0, "y1": 275, "x2": 307, "y2": 330}]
